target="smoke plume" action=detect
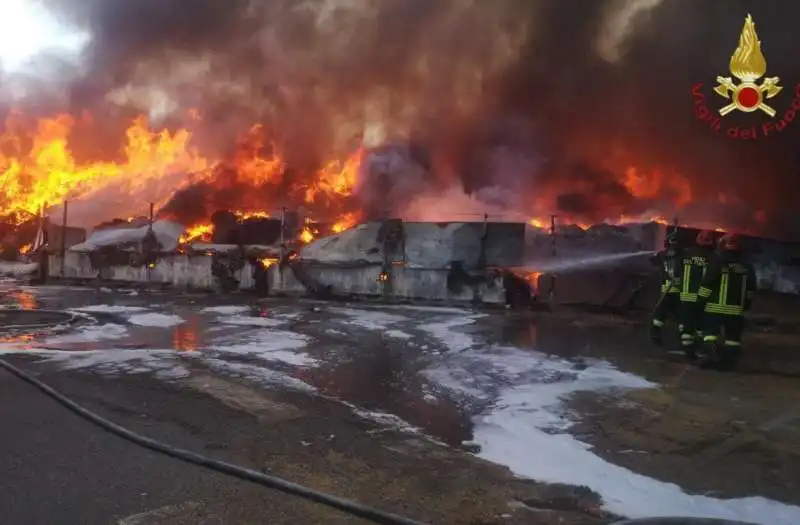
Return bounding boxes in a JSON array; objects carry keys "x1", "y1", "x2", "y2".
[{"x1": 7, "y1": 0, "x2": 800, "y2": 237}]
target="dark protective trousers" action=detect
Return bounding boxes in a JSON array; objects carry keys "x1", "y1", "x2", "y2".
[
  {"x1": 699, "y1": 312, "x2": 745, "y2": 370},
  {"x1": 650, "y1": 290, "x2": 679, "y2": 342},
  {"x1": 676, "y1": 300, "x2": 700, "y2": 354}
]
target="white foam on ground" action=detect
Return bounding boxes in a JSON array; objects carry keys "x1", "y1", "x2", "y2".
[
  {"x1": 71, "y1": 305, "x2": 148, "y2": 314},
  {"x1": 382, "y1": 305, "x2": 473, "y2": 315},
  {"x1": 0, "y1": 345, "x2": 188, "y2": 380},
  {"x1": 342, "y1": 401, "x2": 431, "y2": 438},
  {"x1": 42, "y1": 349, "x2": 189, "y2": 380},
  {"x1": 420, "y1": 315, "x2": 485, "y2": 352},
  {"x1": 213, "y1": 330, "x2": 315, "y2": 367},
  {"x1": 331, "y1": 308, "x2": 406, "y2": 330},
  {"x1": 218, "y1": 315, "x2": 285, "y2": 328},
  {"x1": 128, "y1": 313, "x2": 186, "y2": 328},
  {"x1": 384, "y1": 330, "x2": 413, "y2": 340},
  {"x1": 44, "y1": 323, "x2": 129, "y2": 344},
  {"x1": 424, "y1": 319, "x2": 800, "y2": 525},
  {"x1": 200, "y1": 305, "x2": 251, "y2": 315},
  {"x1": 202, "y1": 359, "x2": 317, "y2": 393},
  {"x1": 273, "y1": 312, "x2": 302, "y2": 320}
]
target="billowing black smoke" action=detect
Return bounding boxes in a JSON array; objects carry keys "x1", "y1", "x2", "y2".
[{"x1": 23, "y1": 0, "x2": 800, "y2": 237}]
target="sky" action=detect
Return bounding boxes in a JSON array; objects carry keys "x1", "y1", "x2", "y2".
[{"x1": 0, "y1": 0, "x2": 89, "y2": 72}]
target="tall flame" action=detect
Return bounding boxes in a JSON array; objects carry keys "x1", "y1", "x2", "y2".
[
  {"x1": 0, "y1": 112, "x2": 366, "y2": 229},
  {"x1": 0, "y1": 113, "x2": 208, "y2": 224},
  {"x1": 729, "y1": 14, "x2": 767, "y2": 82}
]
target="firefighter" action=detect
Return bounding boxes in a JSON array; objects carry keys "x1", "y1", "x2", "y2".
[
  {"x1": 673, "y1": 230, "x2": 716, "y2": 358},
  {"x1": 649, "y1": 230, "x2": 681, "y2": 345},
  {"x1": 695, "y1": 233, "x2": 756, "y2": 370}
]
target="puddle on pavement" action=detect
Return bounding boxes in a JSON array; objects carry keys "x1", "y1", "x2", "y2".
[
  {"x1": 1, "y1": 290, "x2": 39, "y2": 310},
  {"x1": 494, "y1": 314, "x2": 641, "y2": 362},
  {"x1": 294, "y1": 333, "x2": 473, "y2": 446},
  {"x1": 172, "y1": 319, "x2": 200, "y2": 352},
  {"x1": 0, "y1": 333, "x2": 35, "y2": 345}
]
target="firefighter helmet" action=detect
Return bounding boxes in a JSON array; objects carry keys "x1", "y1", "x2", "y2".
[
  {"x1": 718, "y1": 233, "x2": 741, "y2": 252},
  {"x1": 695, "y1": 229, "x2": 715, "y2": 247}
]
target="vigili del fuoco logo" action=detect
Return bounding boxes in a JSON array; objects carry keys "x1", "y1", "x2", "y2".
[{"x1": 692, "y1": 14, "x2": 800, "y2": 139}]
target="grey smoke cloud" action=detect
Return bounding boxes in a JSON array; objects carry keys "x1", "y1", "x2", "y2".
[{"x1": 11, "y1": 0, "x2": 800, "y2": 237}]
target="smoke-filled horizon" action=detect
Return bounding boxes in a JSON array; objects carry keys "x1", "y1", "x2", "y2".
[{"x1": 3, "y1": 0, "x2": 799, "y2": 237}]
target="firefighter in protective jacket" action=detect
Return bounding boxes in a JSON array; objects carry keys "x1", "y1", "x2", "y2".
[
  {"x1": 649, "y1": 230, "x2": 681, "y2": 345},
  {"x1": 695, "y1": 233, "x2": 756, "y2": 370},
  {"x1": 673, "y1": 230, "x2": 716, "y2": 357}
]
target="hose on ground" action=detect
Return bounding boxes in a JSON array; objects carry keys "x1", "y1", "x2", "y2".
[{"x1": 0, "y1": 357, "x2": 429, "y2": 525}]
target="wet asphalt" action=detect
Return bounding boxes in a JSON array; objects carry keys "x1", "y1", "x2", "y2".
[
  {"x1": 0, "y1": 286, "x2": 481, "y2": 524},
  {"x1": 0, "y1": 284, "x2": 648, "y2": 525},
  {"x1": 0, "y1": 362, "x2": 295, "y2": 525}
]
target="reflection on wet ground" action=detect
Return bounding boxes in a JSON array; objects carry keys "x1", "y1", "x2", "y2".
[
  {"x1": 297, "y1": 334, "x2": 473, "y2": 445},
  {"x1": 0, "y1": 333, "x2": 34, "y2": 345},
  {"x1": 0, "y1": 285, "x2": 617, "y2": 447},
  {"x1": 7, "y1": 286, "x2": 800, "y2": 523},
  {"x1": 1, "y1": 287, "x2": 39, "y2": 310},
  {"x1": 8, "y1": 290, "x2": 37, "y2": 310},
  {"x1": 172, "y1": 319, "x2": 200, "y2": 352}
]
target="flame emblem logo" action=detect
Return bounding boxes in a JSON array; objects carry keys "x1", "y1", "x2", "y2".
[{"x1": 714, "y1": 14, "x2": 782, "y2": 117}]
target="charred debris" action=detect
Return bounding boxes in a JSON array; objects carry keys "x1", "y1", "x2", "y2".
[{"x1": 2, "y1": 212, "x2": 798, "y2": 309}]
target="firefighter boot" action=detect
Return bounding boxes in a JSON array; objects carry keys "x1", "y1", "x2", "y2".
[
  {"x1": 650, "y1": 319, "x2": 664, "y2": 345},
  {"x1": 681, "y1": 335, "x2": 698, "y2": 361}
]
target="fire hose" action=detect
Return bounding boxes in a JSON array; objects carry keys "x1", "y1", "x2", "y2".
[{"x1": 0, "y1": 357, "x2": 428, "y2": 525}]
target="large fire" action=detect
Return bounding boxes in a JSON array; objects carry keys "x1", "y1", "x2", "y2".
[
  {"x1": 0, "y1": 111, "x2": 364, "y2": 242},
  {"x1": 0, "y1": 110, "x2": 749, "y2": 243},
  {"x1": 0, "y1": 112, "x2": 207, "y2": 223}
]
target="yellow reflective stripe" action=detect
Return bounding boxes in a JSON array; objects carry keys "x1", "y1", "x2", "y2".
[
  {"x1": 680, "y1": 333, "x2": 695, "y2": 340},
  {"x1": 652, "y1": 319, "x2": 665, "y2": 327},
  {"x1": 703, "y1": 335, "x2": 717, "y2": 342},
  {"x1": 719, "y1": 272, "x2": 729, "y2": 305},
  {"x1": 724, "y1": 340, "x2": 742, "y2": 347},
  {"x1": 698, "y1": 287, "x2": 711, "y2": 297},
  {"x1": 704, "y1": 303, "x2": 743, "y2": 315},
  {"x1": 682, "y1": 263, "x2": 691, "y2": 294},
  {"x1": 680, "y1": 293, "x2": 698, "y2": 302}
]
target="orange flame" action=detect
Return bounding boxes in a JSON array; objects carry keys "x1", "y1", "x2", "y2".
[
  {"x1": 299, "y1": 227, "x2": 315, "y2": 243},
  {"x1": 331, "y1": 211, "x2": 359, "y2": 233},
  {"x1": 304, "y1": 148, "x2": 363, "y2": 205},
  {"x1": 0, "y1": 113, "x2": 208, "y2": 223},
  {"x1": 234, "y1": 210, "x2": 270, "y2": 220},
  {"x1": 259, "y1": 257, "x2": 278, "y2": 268},
  {"x1": 0, "y1": 110, "x2": 734, "y2": 237},
  {"x1": 0, "y1": 112, "x2": 367, "y2": 233},
  {"x1": 179, "y1": 223, "x2": 213, "y2": 244}
]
